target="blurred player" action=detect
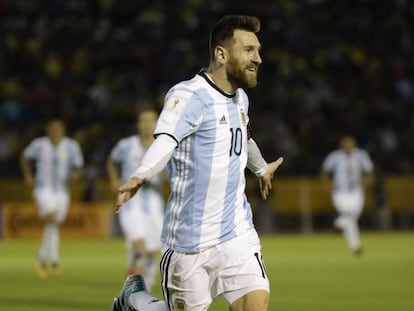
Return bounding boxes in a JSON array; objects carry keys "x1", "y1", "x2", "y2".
[
  {"x1": 20, "y1": 119, "x2": 83, "y2": 278},
  {"x1": 111, "y1": 15, "x2": 283, "y2": 311},
  {"x1": 107, "y1": 107, "x2": 165, "y2": 291},
  {"x1": 321, "y1": 135, "x2": 374, "y2": 255}
]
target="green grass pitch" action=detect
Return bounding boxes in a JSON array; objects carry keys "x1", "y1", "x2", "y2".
[{"x1": 0, "y1": 233, "x2": 413, "y2": 310}]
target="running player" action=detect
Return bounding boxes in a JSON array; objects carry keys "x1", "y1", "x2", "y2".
[
  {"x1": 111, "y1": 15, "x2": 283, "y2": 311},
  {"x1": 20, "y1": 119, "x2": 84, "y2": 278},
  {"x1": 321, "y1": 135, "x2": 374, "y2": 255},
  {"x1": 107, "y1": 107, "x2": 165, "y2": 291}
]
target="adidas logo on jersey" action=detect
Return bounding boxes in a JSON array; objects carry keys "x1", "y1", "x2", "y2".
[{"x1": 219, "y1": 115, "x2": 227, "y2": 125}]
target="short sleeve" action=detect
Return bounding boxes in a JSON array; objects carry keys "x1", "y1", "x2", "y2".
[
  {"x1": 70, "y1": 140, "x2": 84, "y2": 168},
  {"x1": 154, "y1": 87, "x2": 205, "y2": 143},
  {"x1": 110, "y1": 139, "x2": 127, "y2": 162},
  {"x1": 360, "y1": 150, "x2": 374, "y2": 173},
  {"x1": 23, "y1": 138, "x2": 41, "y2": 160},
  {"x1": 322, "y1": 152, "x2": 336, "y2": 172}
]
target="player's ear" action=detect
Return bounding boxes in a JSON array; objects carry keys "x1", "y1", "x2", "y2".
[{"x1": 214, "y1": 45, "x2": 228, "y2": 64}]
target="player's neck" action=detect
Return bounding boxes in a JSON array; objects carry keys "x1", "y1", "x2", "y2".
[
  {"x1": 206, "y1": 66, "x2": 236, "y2": 95},
  {"x1": 140, "y1": 135, "x2": 153, "y2": 148},
  {"x1": 49, "y1": 137, "x2": 62, "y2": 146}
]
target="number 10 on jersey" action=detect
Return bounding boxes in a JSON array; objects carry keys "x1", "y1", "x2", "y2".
[{"x1": 229, "y1": 127, "x2": 242, "y2": 157}]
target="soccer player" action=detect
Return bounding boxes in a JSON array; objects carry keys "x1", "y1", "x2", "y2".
[
  {"x1": 111, "y1": 15, "x2": 283, "y2": 311},
  {"x1": 20, "y1": 119, "x2": 84, "y2": 278},
  {"x1": 107, "y1": 107, "x2": 165, "y2": 290},
  {"x1": 321, "y1": 135, "x2": 374, "y2": 255}
]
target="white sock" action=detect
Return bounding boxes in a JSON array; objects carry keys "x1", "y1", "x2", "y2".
[
  {"x1": 127, "y1": 243, "x2": 137, "y2": 270},
  {"x1": 49, "y1": 224, "x2": 59, "y2": 264},
  {"x1": 129, "y1": 291, "x2": 168, "y2": 311},
  {"x1": 342, "y1": 216, "x2": 361, "y2": 251},
  {"x1": 39, "y1": 223, "x2": 54, "y2": 262},
  {"x1": 144, "y1": 257, "x2": 157, "y2": 291}
]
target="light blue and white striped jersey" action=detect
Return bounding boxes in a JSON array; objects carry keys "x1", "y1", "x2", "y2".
[
  {"x1": 109, "y1": 135, "x2": 162, "y2": 187},
  {"x1": 23, "y1": 137, "x2": 83, "y2": 192},
  {"x1": 322, "y1": 148, "x2": 373, "y2": 192},
  {"x1": 155, "y1": 70, "x2": 254, "y2": 253}
]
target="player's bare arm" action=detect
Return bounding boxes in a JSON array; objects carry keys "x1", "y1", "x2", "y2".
[
  {"x1": 259, "y1": 157, "x2": 284, "y2": 200},
  {"x1": 106, "y1": 158, "x2": 123, "y2": 192},
  {"x1": 70, "y1": 167, "x2": 83, "y2": 181},
  {"x1": 20, "y1": 154, "x2": 34, "y2": 186},
  {"x1": 115, "y1": 177, "x2": 146, "y2": 212},
  {"x1": 320, "y1": 168, "x2": 333, "y2": 193}
]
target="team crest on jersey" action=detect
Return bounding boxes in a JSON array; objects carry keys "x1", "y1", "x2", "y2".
[
  {"x1": 166, "y1": 96, "x2": 187, "y2": 115},
  {"x1": 174, "y1": 298, "x2": 187, "y2": 311},
  {"x1": 240, "y1": 112, "x2": 246, "y2": 126}
]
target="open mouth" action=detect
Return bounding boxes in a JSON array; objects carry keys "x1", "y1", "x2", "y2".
[{"x1": 246, "y1": 67, "x2": 258, "y2": 77}]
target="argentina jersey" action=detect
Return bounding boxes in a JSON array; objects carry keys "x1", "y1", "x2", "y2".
[
  {"x1": 110, "y1": 135, "x2": 163, "y2": 203},
  {"x1": 111, "y1": 135, "x2": 148, "y2": 182},
  {"x1": 23, "y1": 137, "x2": 83, "y2": 192},
  {"x1": 155, "y1": 70, "x2": 254, "y2": 253},
  {"x1": 322, "y1": 148, "x2": 373, "y2": 192}
]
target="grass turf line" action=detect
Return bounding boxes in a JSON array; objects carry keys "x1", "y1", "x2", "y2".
[{"x1": 0, "y1": 233, "x2": 413, "y2": 311}]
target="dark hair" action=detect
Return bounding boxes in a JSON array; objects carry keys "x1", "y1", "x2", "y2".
[{"x1": 209, "y1": 15, "x2": 261, "y2": 60}]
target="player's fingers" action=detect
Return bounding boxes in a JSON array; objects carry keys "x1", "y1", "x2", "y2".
[
  {"x1": 271, "y1": 157, "x2": 284, "y2": 170},
  {"x1": 261, "y1": 182, "x2": 269, "y2": 200},
  {"x1": 115, "y1": 192, "x2": 130, "y2": 213},
  {"x1": 118, "y1": 182, "x2": 134, "y2": 192},
  {"x1": 263, "y1": 188, "x2": 268, "y2": 200},
  {"x1": 260, "y1": 187, "x2": 266, "y2": 200}
]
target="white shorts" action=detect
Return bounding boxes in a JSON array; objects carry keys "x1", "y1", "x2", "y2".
[
  {"x1": 33, "y1": 188, "x2": 69, "y2": 224},
  {"x1": 119, "y1": 188, "x2": 164, "y2": 252},
  {"x1": 160, "y1": 229, "x2": 269, "y2": 311},
  {"x1": 333, "y1": 189, "x2": 364, "y2": 218}
]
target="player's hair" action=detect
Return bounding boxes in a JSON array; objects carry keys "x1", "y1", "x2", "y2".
[
  {"x1": 209, "y1": 15, "x2": 261, "y2": 61},
  {"x1": 136, "y1": 105, "x2": 159, "y2": 119}
]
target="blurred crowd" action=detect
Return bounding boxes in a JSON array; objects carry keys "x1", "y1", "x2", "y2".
[{"x1": 1, "y1": 0, "x2": 413, "y2": 179}]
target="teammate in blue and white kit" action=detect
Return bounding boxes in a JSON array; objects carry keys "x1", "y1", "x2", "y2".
[
  {"x1": 321, "y1": 135, "x2": 374, "y2": 255},
  {"x1": 20, "y1": 119, "x2": 83, "y2": 278},
  {"x1": 111, "y1": 15, "x2": 283, "y2": 311},
  {"x1": 107, "y1": 107, "x2": 164, "y2": 290}
]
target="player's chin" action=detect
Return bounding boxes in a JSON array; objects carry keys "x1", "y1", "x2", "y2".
[
  {"x1": 245, "y1": 79, "x2": 258, "y2": 88},
  {"x1": 244, "y1": 74, "x2": 258, "y2": 88}
]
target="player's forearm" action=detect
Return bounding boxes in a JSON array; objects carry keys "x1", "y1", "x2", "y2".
[
  {"x1": 131, "y1": 134, "x2": 176, "y2": 180},
  {"x1": 71, "y1": 167, "x2": 83, "y2": 180},
  {"x1": 20, "y1": 155, "x2": 33, "y2": 180},
  {"x1": 362, "y1": 173, "x2": 374, "y2": 188},
  {"x1": 320, "y1": 169, "x2": 332, "y2": 190},
  {"x1": 106, "y1": 159, "x2": 121, "y2": 184},
  {"x1": 247, "y1": 138, "x2": 268, "y2": 177}
]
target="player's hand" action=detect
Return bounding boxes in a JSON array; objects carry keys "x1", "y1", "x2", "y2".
[
  {"x1": 70, "y1": 169, "x2": 82, "y2": 181},
  {"x1": 115, "y1": 177, "x2": 146, "y2": 213},
  {"x1": 24, "y1": 174, "x2": 34, "y2": 187},
  {"x1": 259, "y1": 157, "x2": 284, "y2": 200},
  {"x1": 110, "y1": 178, "x2": 122, "y2": 192}
]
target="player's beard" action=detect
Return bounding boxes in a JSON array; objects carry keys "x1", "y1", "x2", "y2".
[{"x1": 226, "y1": 58, "x2": 259, "y2": 89}]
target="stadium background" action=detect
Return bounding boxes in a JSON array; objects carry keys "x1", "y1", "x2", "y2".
[{"x1": 0, "y1": 0, "x2": 413, "y2": 310}]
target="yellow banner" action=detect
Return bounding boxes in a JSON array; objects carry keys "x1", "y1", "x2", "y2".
[{"x1": 1, "y1": 202, "x2": 114, "y2": 239}]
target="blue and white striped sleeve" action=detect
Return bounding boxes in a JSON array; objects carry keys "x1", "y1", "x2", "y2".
[
  {"x1": 110, "y1": 139, "x2": 126, "y2": 163},
  {"x1": 23, "y1": 138, "x2": 41, "y2": 160},
  {"x1": 154, "y1": 86, "x2": 205, "y2": 143}
]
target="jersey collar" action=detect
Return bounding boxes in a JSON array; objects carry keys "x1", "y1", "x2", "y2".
[{"x1": 197, "y1": 68, "x2": 236, "y2": 98}]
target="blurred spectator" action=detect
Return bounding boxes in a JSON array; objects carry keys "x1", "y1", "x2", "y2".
[{"x1": 1, "y1": 0, "x2": 413, "y2": 177}]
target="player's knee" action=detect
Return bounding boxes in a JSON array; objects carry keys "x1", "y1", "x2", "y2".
[
  {"x1": 43, "y1": 212, "x2": 58, "y2": 223},
  {"x1": 132, "y1": 239, "x2": 146, "y2": 251},
  {"x1": 230, "y1": 290, "x2": 269, "y2": 311}
]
